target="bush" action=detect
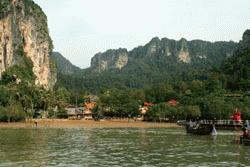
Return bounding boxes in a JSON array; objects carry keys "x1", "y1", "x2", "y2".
[
  {"x1": 57, "y1": 109, "x2": 68, "y2": 119},
  {"x1": 0, "y1": 106, "x2": 7, "y2": 122},
  {"x1": 145, "y1": 103, "x2": 178, "y2": 121},
  {"x1": 184, "y1": 105, "x2": 201, "y2": 119},
  {"x1": 0, "y1": 103, "x2": 26, "y2": 122},
  {"x1": 0, "y1": 0, "x2": 12, "y2": 19}
]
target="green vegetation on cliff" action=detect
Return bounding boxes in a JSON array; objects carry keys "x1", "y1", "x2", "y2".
[
  {"x1": 0, "y1": 0, "x2": 58, "y2": 122},
  {"x1": 51, "y1": 52, "x2": 82, "y2": 76},
  {"x1": 23, "y1": 0, "x2": 53, "y2": 52},
  {"x1": 221, "y1": 30, "x2": 250, "y2": 91},
  {"x1": 55, "y1": 37, "x2": 237, "y2": 93},
  {"x1": 0, "y1": 0, "x2": 12, "y2": 19},
  {"x1": 0, "y1": 46, "x2": 69, "y2": 122}
]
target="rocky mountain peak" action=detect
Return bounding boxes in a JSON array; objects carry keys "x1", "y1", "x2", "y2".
[
  {"x1": 243, "y1": 30, "x2": 250, "y2": 41},
  {"x1": 178, "y1": 38, "x2": 190, "y2": 63},
  {"x1": 149, "y1": 37, "x2": 161, "y2": 44},
  {"x1": 144, "y1": 37, "x2": 161, "y2": 56},
  {"x1": 91, "y1": 48, "x2": 128, "y2": 72},
  {"x1": 88, "y1": 36, "x2": 237, "y2": 73},
  {"x1": 242, "y1": 29, "x2": 250, "y2": 48}
]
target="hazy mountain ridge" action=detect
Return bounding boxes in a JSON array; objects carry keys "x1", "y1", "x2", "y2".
[
  {"x1": 89, "y1": 37, "x2": 237, "y2": 73},
  {"x1": 51, "y1": 52, "x2": 82, "y2": 76},
  {"x1": 53, "y1": 36, "x2": 239, "y2": 92}
]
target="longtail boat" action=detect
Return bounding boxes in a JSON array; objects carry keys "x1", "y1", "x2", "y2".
[
  {"x1": 179, "y1": 120, "x2": 243, "y2": 130},
  {"x1": 186, "y1": 122, "x2": 213, "y2": 135}
]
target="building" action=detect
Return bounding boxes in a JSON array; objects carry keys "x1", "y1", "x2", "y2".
[
  {"x1": 83, "y1": 102, "x2": 96, "y2": 120},
  {"x1": 167, "y1": 99, "x2": 179, "y2": 106},
  {"x1": 65, "y1": 105, "x2": 83, "y2": 120},
  {"x1": 138, "y1": 102, "x2": 155, "y2": 120}
]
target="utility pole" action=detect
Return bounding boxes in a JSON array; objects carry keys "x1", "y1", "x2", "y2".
[{"x1": 75, "y1": 94, "x2": 78, "y2": 112}]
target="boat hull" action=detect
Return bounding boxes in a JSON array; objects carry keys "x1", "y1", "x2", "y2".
[{"x1": 186, "y1": 125, "x2": 212, "y2": 135}]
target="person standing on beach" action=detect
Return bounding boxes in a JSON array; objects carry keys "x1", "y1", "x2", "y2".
[{"x1": 34, "y1": 121, "x2": 38, "y2": 127}]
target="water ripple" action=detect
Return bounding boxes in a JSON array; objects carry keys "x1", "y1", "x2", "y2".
[{"x1": 0, "y1": 128, "x2": 250, "y2": 167}]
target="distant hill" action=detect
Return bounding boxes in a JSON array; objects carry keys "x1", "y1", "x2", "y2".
[
  {"x1": 53, "y1": 37, "x2": 238, "y2": 92},
  {"x1": 90, "y1": 37, "x2": 237, "y2": 73},
  {"x1": 221, "y1": 29, "x2": 250, "y2": 91},
  {"x1": 51, "y1": 52, "x2": 82, "y2": 76}
]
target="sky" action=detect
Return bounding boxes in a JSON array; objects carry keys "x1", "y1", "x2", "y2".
[{"x1": 34, "y1": 0, "x2": 250, "y2": 68}]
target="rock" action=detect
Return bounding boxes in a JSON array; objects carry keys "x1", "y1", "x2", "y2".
[
  {"x1": 91, "y1": 48, "x2": 128, "y2": 72},
  {"x1": 241, "y1": 29, "x2": 250, "y2": 49},
  {"x1": 0, "y1": 0, "x2": 55, "y2": 89}
]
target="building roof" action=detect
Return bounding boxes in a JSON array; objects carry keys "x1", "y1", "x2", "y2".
[
  {"x1": 84, "y1": 102, "x2": 96, "y2": 109},
  {"x1": 65, "y1": 105, "x2": 76, "y2": 108},
  {"x1": 66, "y1": 108, "x2": 83, "y2": 115},
  {"x1": 143, "y1": 102, "x2": 154, "y2": 107},
  {"x1": 167, "y1": 99, "x2": 179, "y2": 106}
]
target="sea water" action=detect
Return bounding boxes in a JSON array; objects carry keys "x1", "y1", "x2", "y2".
[{"x1": 0, "y1": 128, "x2": 249, "y2": 167}]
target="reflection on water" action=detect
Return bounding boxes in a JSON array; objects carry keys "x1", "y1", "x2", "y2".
[{"x1": 0, "y1": 128, "x2": 249, "y2": 167}]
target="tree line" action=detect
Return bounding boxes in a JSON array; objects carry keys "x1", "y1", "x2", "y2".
[{"x1": 0, "y1": 30, "x2": 250, "y2": 122}]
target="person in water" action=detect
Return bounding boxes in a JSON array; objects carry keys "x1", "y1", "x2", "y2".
[
  {"x1": 34, "y1": 121, "x2": 38, "y2": 127},
  {"x1": 242, "y1": 127, "x2": 249, "y2": 139},
  {"x1": 211, "y1": 124, "x2": 217, "y2": 136}
]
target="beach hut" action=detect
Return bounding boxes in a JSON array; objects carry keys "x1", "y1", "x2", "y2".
[
  {"x1": 83, "y1": 109, "x2": 93, "y2": 120},
  {"x1": 83, "y1": 102, "x2": 96, "y2": 120},
  {"x1": 65, "y1": 105, "x2": 83, "y2": 120},
  {"x1": 67, "y1": 111, "x2": 78, "y2": 120}
]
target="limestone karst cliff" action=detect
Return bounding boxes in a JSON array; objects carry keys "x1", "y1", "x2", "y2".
[
  {"x1": 89, "y1": 37, "x2": 237, "y2": 73},
  {"x1": 0, "y1": 0, "x2": 56, "y2": 88},
  {"x1": 221, "y1": 29, "x2": 250, "y2": 90},
  {"x1": 91, "y1": 49, "x2": 128, "y2": 72}
]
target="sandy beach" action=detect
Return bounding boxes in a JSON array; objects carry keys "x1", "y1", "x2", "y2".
[{"x1": 0, "y1": 119, "x2": 181, "y2": 129}]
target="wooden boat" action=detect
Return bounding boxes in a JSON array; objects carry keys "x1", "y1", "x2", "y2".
[{"x1": 186, "y1": 123, "x2": 212, "y2": 135}]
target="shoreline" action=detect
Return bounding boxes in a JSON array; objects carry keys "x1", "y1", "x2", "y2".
[{"x1": 0, "y1": 119, "x2": 181, "y2": 129}]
